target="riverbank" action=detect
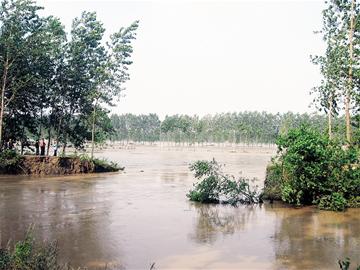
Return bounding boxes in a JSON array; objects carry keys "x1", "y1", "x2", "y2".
[{"x1": 0, "y1": 151, "x2": 123, "y2": 175}]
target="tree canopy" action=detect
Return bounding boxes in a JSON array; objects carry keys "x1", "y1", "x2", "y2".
[
  {"x1": 312, "y1": 0, "x2": 359, "y2": 142},
  {"x1": 0, "y1": 0, "x2": 139, "y2": 153}
]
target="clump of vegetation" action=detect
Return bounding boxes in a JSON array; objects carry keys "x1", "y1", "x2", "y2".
[
  {"x1": 0, "y1": 150, "x2": 23, "y2": 174},
  {"x1": 338, "y1": 258, "x2": 360, "y2": 270},
  {"x1": 0, "y1": 231, "x2": 60, "y2": 270},
  {"x1": 0, "y1": 231, "x2": 130, "y2": 270},
  {"x1": 265, "y1": 125, "x2": 360, "y2": 211},
  {"x1": 318, "y1": 193, "x2": 347, "y2": 212},
  {"x1": 187, "y1": 159, "x2": 261, "y2": 205},
  {"x1": 92, "y1": 158, "x2": 122, "y2": 172},
  {"x1": 262, "y1": 161, "x2": 282, "y2": 201},
  {"x1": 347, "y1": 196, "x2": 360, "y2": 208},
  {"x1": 68, "y1": 153, "x2": 122, "y2": 172}
]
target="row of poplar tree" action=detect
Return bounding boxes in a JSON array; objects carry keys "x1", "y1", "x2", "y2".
[
  {"x1": 109, "y1": 112, "x2": 345, "y2": 144},
  {"x1": 0, "y1": 0, "x2": 139, "y2": 156},
  {"x1": 110, "y1": 0, "x2": 360, "y2": 146}
]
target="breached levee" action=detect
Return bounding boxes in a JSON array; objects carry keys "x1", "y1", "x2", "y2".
[
  {"x1": 21, "y1": 156, "x2": 95, "y2": 175},
  {"x1": 0, "y1": 153, "x2": 123, "y2": 175}
]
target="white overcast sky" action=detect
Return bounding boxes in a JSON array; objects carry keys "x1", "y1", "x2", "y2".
[{"x1": 38, "y1": 0, "x2": 326, "y2": 119}]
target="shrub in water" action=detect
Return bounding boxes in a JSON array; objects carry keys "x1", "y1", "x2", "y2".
[
  {"x1": 347, "y1": 196, "x2": 360, "y2": 208},
  {"x1": 338, "y1": 257, "x2": 360, "y2": 270},
  {"x1": 187, "y1": 159, "x2": 260, "y2": 205},
  {"x1": 93, "y1": 158, "x2": 121, "y2": 172},
  {"x1": 274, "y1": 125, "x2": 360, "y2": 210},
  {"x1": 318, "y1": 193, "x2": 347, "y2": 212},
  {"x1": 262, "y1": 161, "x2": 283, "y2": 201},
  {"x1": 187, "y1": 159, "x2": 222, "y2": 203}
]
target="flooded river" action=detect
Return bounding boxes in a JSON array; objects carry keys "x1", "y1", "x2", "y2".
[{"x1": 0, "y1": 146, "x2": 359, "y2": 269}]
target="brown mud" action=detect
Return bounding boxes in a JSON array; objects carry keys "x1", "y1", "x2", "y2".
[{"x1": 19, "y1": 156, "x2": 95, "y2": 175}]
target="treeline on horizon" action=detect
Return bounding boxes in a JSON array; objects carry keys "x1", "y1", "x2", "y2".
[{"x1": 109, "y1": 111, "x2": 347, "y2": 144}]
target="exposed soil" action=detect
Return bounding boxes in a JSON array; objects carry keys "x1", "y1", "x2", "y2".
[{"x1": 19, "y1": 156, "x2": 95, "y2": 175}]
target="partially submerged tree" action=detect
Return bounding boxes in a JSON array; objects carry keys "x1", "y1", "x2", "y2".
[{"x1": 187, "y1": 159, "x2": 261, "y2": 205}]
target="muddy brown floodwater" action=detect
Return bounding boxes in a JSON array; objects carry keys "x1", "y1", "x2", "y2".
[{"x1": 0, "y1": 146, "x2": 359, "y2": 270}]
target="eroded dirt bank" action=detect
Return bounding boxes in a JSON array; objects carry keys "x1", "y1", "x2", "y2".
[{"x1": 19, "y1": 156, "x2": 95, "y2": 175}]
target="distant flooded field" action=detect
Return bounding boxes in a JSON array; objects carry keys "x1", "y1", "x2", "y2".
[{"x1": 0, "y1": 146, "x2": 359, "y2": 270}]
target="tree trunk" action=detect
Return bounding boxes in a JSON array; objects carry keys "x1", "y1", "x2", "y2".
[
  {"x1": 345, "y1": 0, "x2": 355, "y2": 143},
  {"x1": 47, "y1": 128, "x2": 51, "y2": 156},
  {"x1": 328, "y1": 95, "x2": 333, "y2": 139},
  {"x1": 91, "y1": 103, "x2": 97, "y2": 159},
  {"x1": 62, "y1": 140, "x2": 67, "y2": 156},
  {"x1": 62, "y1": 131, "x2": 67, "y2": 156},
  {"x1": 0, "y1": 58, "x2": 9, "y2": 147},
  {"x1": 21, "y1": 123, "x2": 25, "y2": 155},
  {"x1": 39, "y1": 108, "x2": 43, "y2": 139}
]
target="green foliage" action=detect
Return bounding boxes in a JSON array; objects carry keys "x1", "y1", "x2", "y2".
[
  {"x1": 274, "y1": 125, "x2": 360, "y2": 210},
  {"x1": 13, "y1": 233, "x2": 33, "y2": 269},
  {"x1": 187, "y1": 159, "x2": 260, "y2": 205},
  {"x1": 262, "y1": 162, "x2": 283, "y2": 201},
  {"x1": 338, "y1": 257, "x2": 360, "y2": 270},
  {"x1": 311, "y1": 0, "x2": 360, "y2": 141},
  {"x1": 110, "y1": 112, "x2": 344, "y2": 144},
  {"x1": 347, "y1": 196, "x2": 360, "y2": 208},
  {"x1": 0, "y1": 150, "x2": 22, "y2": 173},
  {"x1": 66, "y1": 153, "x2": 122, "y2": 172},
  {"x1": 280, "y1": 182, "x2": 303, "y2": 206},
  {"x1": 92, "y1": 158, "x2": 121, "y2": 172},
  {"x1": 318, "y1": 193, "x2": 347, "y2": 212},
  {"x1": 0, "y1": 1, "x2": 139, "y2": 152},
  {"x1": 0, "y1": 231, "x2": 60, "y2": 270},
  {"x1": 110, "y1": 113, "x2": 160, "y2": 142},
  {"x1": 187, "y1": 160, "x2": 221, "y2": 203}
]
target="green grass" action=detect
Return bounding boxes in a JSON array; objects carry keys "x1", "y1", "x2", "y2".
[
  {"x1": 0, "y1": 230, "x2": 60, "y2": 270},
  {"x1": 59, "y1": 153, "x2": 123, "y2": 173},
  {"x1": 92, "y1": 157, "x2": 122, "y2": 172}
]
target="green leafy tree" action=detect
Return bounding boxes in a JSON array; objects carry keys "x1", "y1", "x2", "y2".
[
  {"x1": 0, "y1": 0, "x2": 45, "y2": 146},
  {"x1": 89, "y1": 20, "x2": 139, "y2": 157},
  {"x1": 312, "y1": 0, "x2": 359, "y2": 143}
]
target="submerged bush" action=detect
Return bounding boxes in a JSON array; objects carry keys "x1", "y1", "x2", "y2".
[
  {"x1": 0, "y1": 150, "x2": 22, "y2": 174},
  {"x1": 338, "y1": 258, "x2": 360, "y2": 270},
  {"x1": 272, "y1": 125, "x2": 360, "y2": 211},
  {"x1": 347, "y1": 196, "x2": 360, "y2": 208},
  {"x1": 92, "y1": 158, "x2": 122, "y2": 172},
  {"x1": 187, "y1": 159, "x2": 261, "y2": 205},
  {"x1": 318, "y1": 193, "x2": 347, "y2": 212},
  {"x1": 262, "y1": 162, "x2": 283, "y2": 201}
]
